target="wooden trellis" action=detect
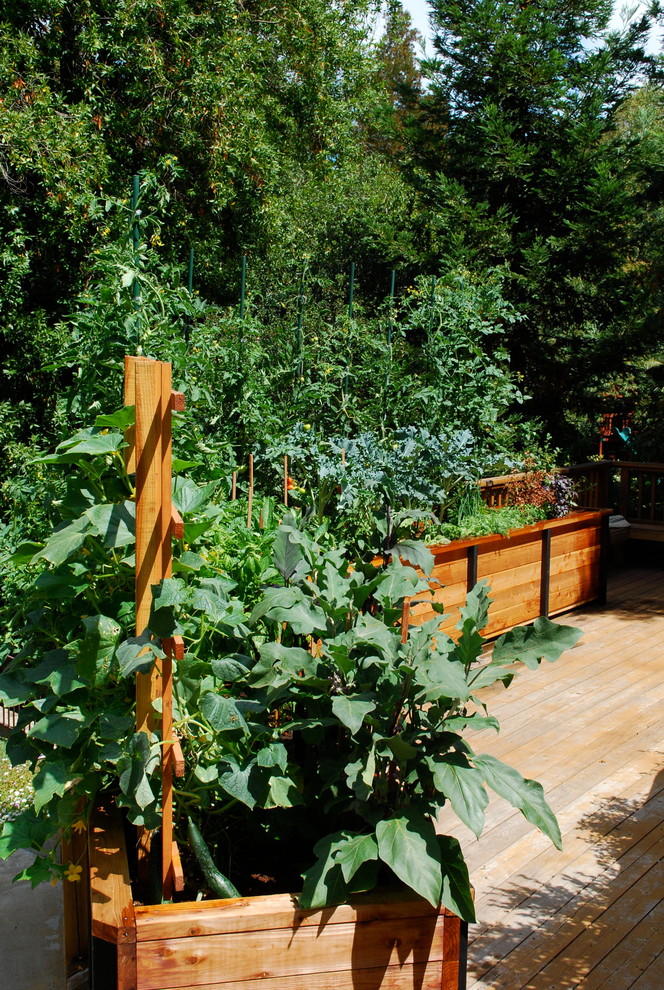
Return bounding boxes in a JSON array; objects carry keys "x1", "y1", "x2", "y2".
[{"x1": 124, "y1": 355, "x2": 186, "y2": 899}]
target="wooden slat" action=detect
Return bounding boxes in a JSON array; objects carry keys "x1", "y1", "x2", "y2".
[
  {"x1": 171, "y1": 842, "x2": 185, "y2": 894},
  {"x1": 133, "y1": 356, "x2": 165, "y2": 732},
  {"x1": 136, "y1": 913, "x2": 444, "y2": 990},
  {"x1": 171, "y1": 391, "x2": 186, "y2": 413},
  {"x1": 90, "y1": 804, "x2": 136, "y2": 946},
  {"x1": 171, "y1": 504, "x2": 185, "y2": 539},
  {"x1": 143, "y1": 960, "x2": 446, "y2": 990},
  {"x1": 456, "y1": 565, "x2": 664, "y2": 990},
  {"x1": 172, "y1": 735, "x2": 185, "y2": 777},
  {"x1": 135, "y1": 890, "x2": 446, "y2": 941}
]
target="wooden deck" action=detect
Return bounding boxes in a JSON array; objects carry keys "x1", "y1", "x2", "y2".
[{"x1": 438, "y1": 564, "x2": 664, "y2": 989}]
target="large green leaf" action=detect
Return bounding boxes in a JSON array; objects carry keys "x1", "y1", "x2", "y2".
[
  {"x1": 218, "y1": 760, "x2": 260, "y2": 809},
  {"x1": 492, "y1": 617, "x2": 583, "y2": 669},
  {"x1": 78, "y1": 615, "x2": 121, "y2": 686},
  {"x1": 415, "y1": 653, "x2": 470, "y2": 703},
  {"x1": 28, "y1": 710, "x2": 88, "y2": 748},
  {"x1": 201, "y1": 692, "x2": 248, "y2": 733},
  {"x1": 250, "y1": 587, "x2": 326, "y2": 635},
  {"x1": 375, "y1": 812, "x2": 442, "y2": 907},
  {"x1": 172, "y1": 477, "x2": 218, "y2": 514},
  {"x1": 474, "y1": 753, "x2": 562, "y2": 849},
  {"x1": 116, "y1": 635, "x2": 164, "y2": 677},
  {"x1": 331, "y1": 692, "x2": 376, "y2": 735},
  {"x1": 32, "y1": 760, "x2": 70, "y2": 813},
  {"x1": 118, "y1": 733, "x2": 158, "y2": 811},
  {"x1": 34, "y1": 517, "x2": 91, "y2": 567},
  {"x1": 0, "y1": 811, "x2": 54, "y2": 861},
  {"x1": 95, "y1": 406, "x2": 135, "y2": 430},
  {"x1": 430, "y1": 754, "x2": 488, "y2": 838},
  {"x1": 298, "y1": 832, "x2": 349, "y2": 909},
  {"x1": 335, "y1": 832, "x2": 379, "y2": 884},
  {"x1": 393, "y1": 539, "x2": 435, "y2": 577},
  {"x1": 457, "y1": 580, "x2": 492, "y2": 634},
  {"x1": 85, "y1": 501, "x2": 135, "y2": 548},
  {"x1": 0, "y1": 674, "x2": 32, "y2": 706},
  {"x1": 374, "y1": 561, "x2": 431, "y2": 607},
  {"x1": 352, "y1": 613, "x2": 399, "y2": 658},
  {"x1": 437, "y1": 835, "x2": 476, "y2": 923},
  {"x1": 345, "y1": 747, "x2": 376, "y2": 801},
  {"x1": 272, "y1": 526, "x2": 304, "y2": 581}
]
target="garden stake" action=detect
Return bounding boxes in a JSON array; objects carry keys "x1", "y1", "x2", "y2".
[
  {"x1": 428, "y1": 275, "x2": 437, "y2": 335},
  {"x1": 384, "y1": 269, "x2": 396, "y2": 417},
  {"x1": 231, "y1": 470, "x2": 237, "y2": 500},
  {"x1": 187, "y1": 247, "x2": 194, "y2": 294},
  {"x1": 343, "y1": 262, "x2": 355, "y2": 399},
  {"x1": 130, "y1": 175, "x2": 141, "y2": 337},
  {"x1": 283, "y1": 454, "x2": 289, "y2": 507},
  {"x1": 296, "y1": 266, "x2": 306, "y2": 378},
  {"x1": 240, "y1": 254, "x2": 247, "y2": 319},
  {"x1": 124, "y1": 356, "x2": 186, "y2": 894},
  {"x1": 247, "y1": 453, "x2": 254, "y2": 528}
]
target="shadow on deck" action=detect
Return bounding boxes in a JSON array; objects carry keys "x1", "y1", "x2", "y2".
[{"x1": 448, "y1": 564, "x2": 664, "y2": 990}]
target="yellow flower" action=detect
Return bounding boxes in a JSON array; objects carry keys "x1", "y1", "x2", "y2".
[
  {"x1": 64, "y1": 863, "x2": 83, "y2": 882},
  {"x1": 72, "y1": 820, "x2": 86, "y2": 834}
]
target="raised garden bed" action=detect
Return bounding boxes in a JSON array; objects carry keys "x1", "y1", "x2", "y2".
[
  {"x1": 89, "y1": 805, "x2": 467, "y2": 990},
  {"x1": 409, "y1": 509, "x2": 612, "y2": 639}
]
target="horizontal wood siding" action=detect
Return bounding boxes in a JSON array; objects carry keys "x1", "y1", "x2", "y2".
[
  {"x1": 409, "y1": 511, "x2": 609, "y2": 638},
  {"x1": 135, "y1": 912, "x2": 445, "y2": 990}
]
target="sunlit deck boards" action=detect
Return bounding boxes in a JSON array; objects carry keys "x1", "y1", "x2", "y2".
[{"x1": 437, "y1": 564, "x2": 664, "y2": 990}]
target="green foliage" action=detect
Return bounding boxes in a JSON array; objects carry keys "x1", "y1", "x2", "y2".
[
  {"x1": 414, "y1": 0, "x2": 664, "y2": 454},
  {"x1": 0, "y1": 411, "x2": 581, "y2": 908}
]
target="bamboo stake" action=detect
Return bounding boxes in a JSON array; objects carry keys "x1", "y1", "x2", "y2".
[
  {"x1": 401, "y1": 598, "x2": 411, "y2": 644},
  {"x1": 247, "y1": 453, "x2": 254, "y2": 528},
  {"x1": 231, "y1": 470, "x2": 237, "y2": 501}
]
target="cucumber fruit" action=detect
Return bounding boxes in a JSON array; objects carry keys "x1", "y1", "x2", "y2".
[{"x1": 187, "y1": 816, "x2": 241, "y2": 899}]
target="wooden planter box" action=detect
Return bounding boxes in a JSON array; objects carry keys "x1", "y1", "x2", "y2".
[
  {"x1": 88, "y1": 805, "x2": 467, "y2": 990},
  {"x1": 409, "y1": 510, "x2": 612, "y2": 639}
]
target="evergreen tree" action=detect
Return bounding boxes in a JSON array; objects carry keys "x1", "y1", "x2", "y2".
[{"x1": 418, "y1": 0, "x2": 664, "y2": 454}]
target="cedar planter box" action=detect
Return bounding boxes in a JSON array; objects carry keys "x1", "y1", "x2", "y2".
[
  {"x1": 89, "y1": 805, "x2": 467, "y2": 990},
  {"x1": 409, "y1": 510, "x2": 612, "y2": 639}
]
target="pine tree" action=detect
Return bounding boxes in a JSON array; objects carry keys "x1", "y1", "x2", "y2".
[{"x1": 418, "y1": 0, "x2": 664, "y2": 453}]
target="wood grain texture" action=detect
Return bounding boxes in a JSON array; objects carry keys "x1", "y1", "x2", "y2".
[
  {"x1": 89, "y1": 803, "x2": 136, "y2": 947},
  {"x1": 458, "y1": 565, "x2": 664, "y2": 990},
  {"x1": 135, "y1": 890, "x2": 448, "y2": 941},
  {"x1": 136, "y1": 913, "x2": 444, "y2": 990},
  {"x1": 139, "y1": 961, "x2": 446, "y2": 990}
]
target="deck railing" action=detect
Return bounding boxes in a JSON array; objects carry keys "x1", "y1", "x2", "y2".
[{"x1": 480, "y1": 462, "x2": 664, "y2": 539}]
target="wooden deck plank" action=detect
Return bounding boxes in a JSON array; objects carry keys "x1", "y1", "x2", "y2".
[{"x1": 455, "y1": 566, "x2": 664, "y2": 990}]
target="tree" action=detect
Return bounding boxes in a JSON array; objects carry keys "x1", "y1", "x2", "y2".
[
  {"x1": 0, "y1": 0, "x2": 413, "y2": 457},
  {"x1": 415, "y1": 0, "x2": 664, "y2": 455}
]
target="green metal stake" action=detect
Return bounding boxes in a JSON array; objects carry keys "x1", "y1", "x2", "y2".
[
  {"x1": 344, "y1": 262, "x2": 355, "y2": 399},
  {"x1": 187, "y1": 247, "x2": 194, "y2": 295},
  {"x1": 385, "y1": 269, "x2": 396, "y2": 405},
  {"x1": 240, "y1": 254, "x2": 247, "y2": 319},
  {"x1": 296, "y1": 266, "x2": 306, "y2": 379},
  {"x1": 131, "y1": 175, "x2": 141, "y2": 346},
  {"x1": 428, "y1": 275, "x2": 437, "y2": 334},
  {"x1": 131, "y1": 174, "x2": 140, "y2": 256}
]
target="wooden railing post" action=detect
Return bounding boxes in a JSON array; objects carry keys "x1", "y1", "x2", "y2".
[{"x1": 619, "y1": 465, "x2": 630, "y2": 518}]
